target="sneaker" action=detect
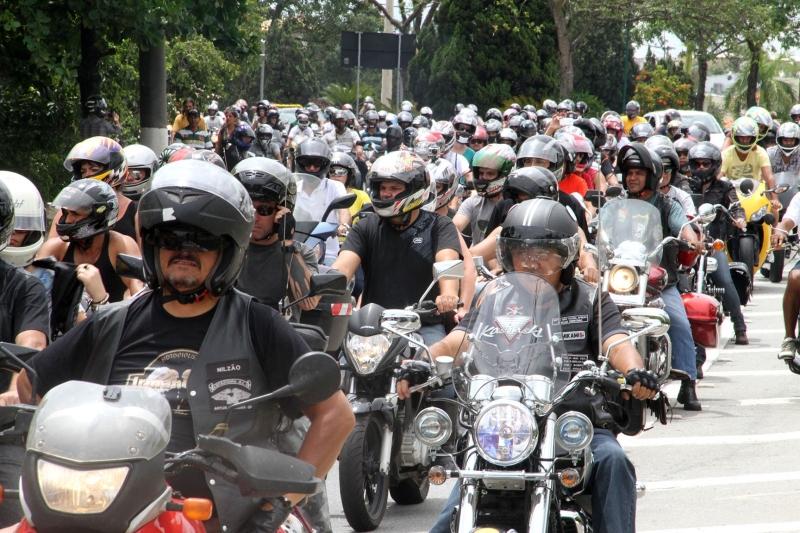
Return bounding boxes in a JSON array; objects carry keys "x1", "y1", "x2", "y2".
[
  {"x1": 779, "y1": 337, "x2": 797, "y2": 360},
  {"x1": 735, "y1": 331, "x2": 749, "y2": 345}
]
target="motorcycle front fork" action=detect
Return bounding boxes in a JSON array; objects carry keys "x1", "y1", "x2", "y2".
[{"x1": 378, "y1": 376, "x2": 398, "y2": 475}]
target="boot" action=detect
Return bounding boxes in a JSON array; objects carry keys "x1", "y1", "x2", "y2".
[
  {"x1": 677, "y1": 379, "x2": 701, "y2": 411},
  {"x1": 735, "y1": 330, "x2": 749, "y2": 345}
]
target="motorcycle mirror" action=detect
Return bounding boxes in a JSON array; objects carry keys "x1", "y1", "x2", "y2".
[
  {"x1": 321, "y1": 193, "x2": 357, "y2": 221},
  {"x1": 697, "y1": 203, "x2": 717, "y2": 224},
  {"x1": 308, "y1": 272, "x2": 348, "y2": 297},
  {"x1": 770, "y1": 185, "x2": 790, "y2": 194},
  {"x1": 605, "y1": 186, "x2": 623, "y2": 198},
  {"x1": 433, "y1": 259, "x2": 464, "y2": 281},
  {"x1": 115, "y1": 254, "x2": 145, "y2": 281},
  {"x1": 764, "y1": 213, "x2": 776, "y2": 226},
  {"x1": 739, "y1": 179, "x2": 754, "y2": 196},
  {"x1": 348, "y1": 303, "x2": 385, "y2": 336}
]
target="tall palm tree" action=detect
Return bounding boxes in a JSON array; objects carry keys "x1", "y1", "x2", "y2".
[{"x1": 725, "y1": 53, "x2": 797, "y2": 117}]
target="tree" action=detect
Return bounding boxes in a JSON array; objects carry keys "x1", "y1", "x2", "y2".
[
  {"x1": 632, "y1": 65, "x2": 692, "y2": 111},
  {"x1": 724, "y1": 54, "x2": 797, "y2": 117}
]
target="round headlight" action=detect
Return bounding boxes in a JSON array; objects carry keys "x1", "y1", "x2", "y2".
[
  {"x1": 344, "y1": 333, "x2": 391, "y2": 375},
  {"x1": 609, "y1": 265, "x2": 638, "y2": 294},
  {"x1": 474, "y1": 400, "x2": 537, "y2": 466},
  {"x1": 413, "y1": 407, "x2": 452, "y2": 448},
  {"x1": 555, "y1": 411, "x2": 593, "y2": 452}
]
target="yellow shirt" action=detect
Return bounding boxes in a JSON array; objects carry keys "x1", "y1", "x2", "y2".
[
  {"x1": 171, "y1": 114, "x2": 207, "y2": 135},
  {"x1": 721, "y1": 145, "x2": 771, "y2": 181},
  {"x1": 622, "y1": 115, "x2": 648, "y2": 135},
  {"x1": 349, "y1": 188, "x2": 371, "y2": 218}
]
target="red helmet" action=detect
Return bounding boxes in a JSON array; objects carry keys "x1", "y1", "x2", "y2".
[
  {"x1": 603, "y1": 115, "x2": 624, "y2": 140},
  {"x1": 472, "y1": 126, "x2": 488, "y2": 142}
]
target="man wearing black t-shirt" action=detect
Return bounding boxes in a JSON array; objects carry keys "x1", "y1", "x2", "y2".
[
  {"x1": 332, "y1": 151, "x2": 461, "y2": 344},
  {"x1": 12, "y1": 161, "x2": 354, "y2": 533}
]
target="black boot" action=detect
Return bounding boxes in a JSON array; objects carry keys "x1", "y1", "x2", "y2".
[{"x1": 678, "y1": 379, "x2": 701, "y2": 411}]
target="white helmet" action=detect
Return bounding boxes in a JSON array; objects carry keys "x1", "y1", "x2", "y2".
[
  {"x1": 777, "y1": 121, "x2": 800, "y2": 157},
  {"x1": 122, "y1": 144, "x2": 159, "y2": 200},
  {"x1": 0, "y1": 171, "x2": 46, "y2": 267}
]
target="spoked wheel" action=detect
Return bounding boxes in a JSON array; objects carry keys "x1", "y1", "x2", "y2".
[{"x1": 339, "y1": 413, "x2": 389, "y2": 531}]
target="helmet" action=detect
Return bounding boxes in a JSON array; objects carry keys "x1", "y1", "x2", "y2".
[
  {"x1": 557, "y1": 99, "x2": 574, "y2": 113},
  {"x1": 378, "y1": 110, "x2": 387, "y2": 121},
  {"x1": 420, "y1": 106, "x2": 433, "y2": 119},
  {"x1": 542, "y1": 99, "x2": 558, "y2": 116},
  {"x1": 575, "y1": 101, "x2": 588, "y2": 116},
  {"x1": 232, "y1": 157, "x2": 297, "y2": 208},
  {"x1": 518, "y1": 135, "x2": 565, "y2": 180},
  {"x1": 295, "y1": 138, "x2": 332, "y2": 179},
  {"x1": 398, "y1": 111, "x2": 414, "y2": 129},
  {"x1": 618, "y1": 143, "x2": 660, "y2": 192},
  {"x1": 666, "y1": 119, "x2": 683, "y2": 138},
  {"x1": 364, "y1": 96, "x2": 374, "y2": 104},
  {"x1": 485, "y1": 108, "x2": 502, "y2": 122},
  {"x1": 471, "y1": 144, "x2": 517, "y2": 197},
  {"x1": 503, "y1": 108, "x2": 519, "y2": 122},
  {"x1": 401, "y1": 101, "x2": 413, "y2": 113},
  {"x1": 233, "y1": 123, "x2": 256, "y2": 150},
  {"x1": 432, "y1": 120, "x2": 456, "y2": 152},
  {"x1": 256, "y1": 123, "x2": 274, "y2": 141},
  {"x1": 686, "y1": 122, "x2": 711, "y2": 142},
  {"x1": 138, "y1": 161, "x2": 254, "y2": 301},
  {"x1": 427, "y1": 158, "x2": 458, "y2": 210},
  {"x1": 453, "y1": 113, "x2": 477, "y2": 143},
  {"x1": 472, "y1": 126, "x2": 489, "y2": 145},
  {"x1": 663, "y1": 109, "x2": 682, "y2": 124},
  {"x1": 745, "y1": 106, "x2": 773, "y2": 140},
  {"x1": 64, "y1": 136, "x2": 128, "y2": 188},
  {"x1": 403, "y1": 126, "x2": 418, "y2": 148},
  {"x1": 762, "y1": 121, "x2": 778, "y2": 146},
  {"x1": 256, "y1": 100, "x2": 270, "y2": 113},
  {"x1": 497, "y1": 199, "x2": 580, "y2": 276},
  {"x1": 363, "y1": 110, "x2": 379, "y2": 126},
  {"x1": 160, "y1": 142, "x2": 187, "y2": 165},
  {"x1": 687, "y1": 141, "x2": 722, "y2": 183},
  {"x1": 122, "y1": 144, "x2": 159, "y2": 201},
  {"x1": 366, "y1": 152, "x2": 430, "y2": 218},
  {"x1": 385, "y1": 125, "x2": 403, "y2": 152},
  {"x1": 485, "y1": 118, "x2": 502, "y2": 136},
  {"x1": 168, "y1": 146, "x2": 225, "y2": 169},
  {"x1": 207, "y1": 101, "x2": 219, "y2": 113},
  {"x1": 574, "y1": 117, "x2": 606, "y2": 150},
  {"x1": 412, "y1": 115, "x2": 430, "y2": 129},
  {"x1": 673, "y1": 137, "x2": 697, "y2": 159},
  {"x1": 519, "y1": 120, "x2": 538, "y2": 139},
  {"x1": 603, "y1": 115, "x2": 624, "y2": 140},
  {"x1": 504, "y1": 167, "x2": 559, "y2": 202},
  {"x1": 84, "y1": 95, "x2": 108, "y2": 117},
  {"x1": 625, "y1": 100, "x2": 641, "y2": 117},
  {"x1": 555, "y1": 132, "x2": 592, "y2": 174},
  {"x1": 731, "y1": 116, "x2": 759, "y2": 152},
  {"x1": 791, "y1": 104, "x2": 800, "y2": 122},
  {"x1": 0, "y1": 173, "x2": 44, "y2": 264},
  {"x1": 498, "y1": 128, "x2": 518, "y2": 147},
  {"x1": 508, "y1": 115, "x2": 524, "y2": 131},
  {"x1": 601, "y1": 134, "x2": 618, "y2": 157},
  {"x1": 630, "y1": 122, "x2": 655, "y2": 142},
  {"x1": 414, "y1": 130, "x2": 446, "y2": 161},
  {"x1": 266, "y1": 108, "x2": 280, "y2": 121},
  {"x1": 644, "y1": 136, "x2": 680, "y2": 177},
  {"x1": 467, "y1": 104, "x2": 479, "y2": 114},
  {"x1": 777, "y1": 121, "x2": 800, "y2": 157},
  {"x1": 53, "y1": 179, "x2": 119, "y2": 242},
  {"x1": 329, "y1": 152, "x2": 361, "y2": 189}
]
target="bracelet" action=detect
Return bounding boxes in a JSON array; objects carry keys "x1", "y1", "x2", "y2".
[{"x1": 90, "y1": 293, "x2": 110, "y2": 309}]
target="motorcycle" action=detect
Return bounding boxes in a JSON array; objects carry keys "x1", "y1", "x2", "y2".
[
  {"x1": 596, "y1": 197, "x2": 673, "y2": 384},
  {"x1": 338, "y1": 260, "x2": 465, "y2": 531},
  {"x1": 761, "y1": 171, "x2": 799, "y2": 282},
  {"x1": 729, "y1": 178, "x2": 781, "y2": 284},
  {"x1": 407, "y1": 272, "x2": 664, "y2": 532},
  {"x1": 0, "y1": 348, "x2": 341, "y2": 533}
]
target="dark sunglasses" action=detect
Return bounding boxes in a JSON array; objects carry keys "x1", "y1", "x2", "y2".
[
  {"x1": 147, "y1": 227, "x2": 224, "y2": 252},
  {"x1": 329, "y1": 167, "x2": 349, "y2": 177},
  {"x1": 470, "y1": 140, "x2": 487, "y2": 147},
  {"x1": 255, "y1": 204, "x2": 278, "y2": 216},
  {"x1": 692, "y1": 160, "x2": 713, "y2": 169}
]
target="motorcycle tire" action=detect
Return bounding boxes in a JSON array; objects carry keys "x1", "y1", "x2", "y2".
[
  {"x1": 770, "y1": 249, "x2": 785, "y2": 283},
  {"x1": 339, "y1": 413, "x2": 389, "y2": 531},
  {"x1": 738, "y1": 238, "x2": 756, "y2": 299},
  {"x1": 389, "y1": 476, "x2": 429, "y2": 505}
]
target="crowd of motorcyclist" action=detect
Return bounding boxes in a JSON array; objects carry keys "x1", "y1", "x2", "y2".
[{"x1": 0, "y1": 91, "x2": 798, "y2": 532}]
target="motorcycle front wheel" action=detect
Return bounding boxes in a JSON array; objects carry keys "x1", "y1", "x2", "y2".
[{"x1": 339, "y1": 413, "x2": 389, "y2": 531}]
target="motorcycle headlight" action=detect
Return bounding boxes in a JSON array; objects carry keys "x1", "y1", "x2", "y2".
[
  {"x1": 413, "y1": 407, "x2": 452, "y2": 447},
  {"x1": 751, "y1": 205, "x2": 768, "y2": 222},
  {"x1": 344, "y1": 332, "x2": 391, "y2": 375},
  {"x1": 474, "y1": 400, "x2": 537, "y2": 466},
  {"x1": 37, "y1": 459, "x2": 129, "y2": 514},
  {"x1": 555, "y1": 411, "x2": 594, "y2": 452},
  {"x1": 609, "y1": 265, "x2": 639, "y2": 294}
]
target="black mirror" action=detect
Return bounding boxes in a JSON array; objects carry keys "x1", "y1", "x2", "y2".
[
  {"x1": 288, "y1": 351, "x2": 341, "y2": 404},
  {"x1": 309, "y1": 272, "x2": 347, "y2": 297},
  {"x1": 115, "y1": 254, "x2": 145, "y2": 281},
  {"x1": 348, "y1": 303, "x2": 384, "y2": 337},
  {"x1": 606, "y1": 186, "x2": 623, "y2": 198},
  {"x1": 585, "y1": 189, "x2": 605, "y2": 208},
  {"x1": 321, "y1": 193, "x2": 357, "y2": 221},
  {"x1": 740, "y1": 179, "x2": 754, "y2": 196}
]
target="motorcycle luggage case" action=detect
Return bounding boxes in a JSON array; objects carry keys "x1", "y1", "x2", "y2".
[
  {"x1": 300, "y1": 294, "x2": 354, "y2": 352},
  {"x1": 681, "y1": 292, "x2": 721, "y2": 348}
]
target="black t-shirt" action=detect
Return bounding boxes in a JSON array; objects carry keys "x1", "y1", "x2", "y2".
[
  {"x1": 342, "y1": 211, "x2": 461, "y2": 309},
  {"x1": 484, "y1": 193, "x2": 589, "y2": 238},
  {"x1": 29, "y1": 291, "x2": 308, "y2": 452},
  {"x1": 237, "y1": 242, "x2": 319, "y2": 309},
  {"x1": 113, "y1": 201, "x2": 138, "y2": 241}
]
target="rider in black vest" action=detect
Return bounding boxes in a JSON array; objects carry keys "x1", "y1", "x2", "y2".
[
  {"x1": 399, "y1": 199, "x2": 660, "y2": 533},
  {"x1": 17, "y1": 160, "x2": 354, "y2": 532},
  {"x1": 618, "y1": 143, "x2": 704, "y2": 410}
]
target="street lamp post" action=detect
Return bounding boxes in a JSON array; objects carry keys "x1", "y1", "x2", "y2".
[{"x1": 259, "y1": 20, "x2": 271, "y2": 101}]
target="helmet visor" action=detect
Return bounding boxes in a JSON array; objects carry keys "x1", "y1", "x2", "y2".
[{"x1": 497, "y1": 236, "x2": 579, "y2": 275}]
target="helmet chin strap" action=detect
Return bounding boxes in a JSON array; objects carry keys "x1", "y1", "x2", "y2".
[{"x1": 160, "y1": 279, "x2": 210, "y2": 304}]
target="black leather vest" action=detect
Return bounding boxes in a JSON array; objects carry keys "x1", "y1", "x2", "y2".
[
  {"x1": 556, "y1": 278, "x2": 597, "y2": 374},
  {"x1": 651, "y1": 193, "x2": 679, "y2": 287}
]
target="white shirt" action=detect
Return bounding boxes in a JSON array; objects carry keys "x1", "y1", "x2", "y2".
[
  {"x1": 445, "y1": 151, "x2": 471, "y2": 177},
  {"x1": 784, "y1": 192, "x2": 800, "y2": 226},
  {"x1": 665, "y1": 185, "x2": 696, "y2": 217},
  {"x1": 295, "y1": 177, "x2": 348, "y2": 264}
]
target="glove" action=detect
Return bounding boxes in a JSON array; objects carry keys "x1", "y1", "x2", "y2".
[
  {"x1": 242, "y1": 497, "x2": 293, "y2": 533},
  {"x1": 398, "y1": 360, "x2": 431, "y2": 387},
  {"x1": 624, "y1": 368, "x2": 659, "y2": 392},
  {"x1": 601, "y1": 158, "x2": 614, "y2": 177}
]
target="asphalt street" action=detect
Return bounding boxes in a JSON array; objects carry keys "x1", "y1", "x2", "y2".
[{"x1": 326, "y1": 268, "x2": 796, "y2": 533}]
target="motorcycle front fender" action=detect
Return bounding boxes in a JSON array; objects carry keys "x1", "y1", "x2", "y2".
[{"x1": 351, "y1": 397, "x2": 395, "y2": 426}]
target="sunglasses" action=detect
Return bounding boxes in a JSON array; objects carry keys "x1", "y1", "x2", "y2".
[
  {"x1": 329, "y1": 167, "x2": 349, "y2": 177},
  {"x1": 147, "y1": 227, "x2": 224, "y2": 252},
  {"x1": 692, "y1": 160, "x2": 713, "y2": 169},
  {"x1": 255, "y1": 204, "x2": 278, "y2": 216},
  {"x1": 470, "y1": 140, "x2": 487, "y2": 147}
]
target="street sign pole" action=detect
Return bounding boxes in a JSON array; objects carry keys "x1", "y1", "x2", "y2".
[
  {"x1": 356, "y1": 32, "x2": 362, "y2": 112},
  {"x1": 396, "y1": 33, "x2": 403, "y2": 106}
]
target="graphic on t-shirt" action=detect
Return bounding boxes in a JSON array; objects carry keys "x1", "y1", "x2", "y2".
[
  {"x1": 126, "y1": 349, "x2": 197, "y2": 415},
  {"x1": 728, "y1": 163, "x2": 755, "y2": 180}
]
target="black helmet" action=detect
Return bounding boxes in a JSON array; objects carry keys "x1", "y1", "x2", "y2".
[
  {"x1": 497, "y1": 198, "x2": 580, "y2": 276},
  {"x1": 232, "y1": 157, "x2": 296, "y2": 209},
  {"x1": 517, "y1": 135, "x2": 565, "y2": 180},
  {"x1": 644, "y1": 136, "x2": 680, "y2": 176},
  {"x1": 504, "y1": 167, "x2": 559, "y2": 202},
  {"x1": 519, "y1": 119, "x2": 538, "y2": 139},
  {"x1": 385, "y1": 125, "x2": 403, "y2": 152},
  {"x1": 138, "y1": 160, "x2": 255, "y2": 301},
  {"x1": 663, "y1": 109, "x2": 681, "y2": 124},
  {"x1": 574, "y1": 117, "x2": 607, "y2": 151},
  {"x1": 329, "y1": 151, "x2": 361, "y2": 189},
  {"x1": 557, "y1": 99, "x2": 574, "y2": 113},
  {"x1": 630, "y1": 122, "x2": 655, "y2": 142},
  {"x1": 397, "y1": 111, "x2": 413, "y2": 129},
  {"x1": 412, "y1": 115, "x2": 430, "y2": 129},
  {"x1": 508, "y1": 115, "x2": 524, "y2": 131},
  {"x1": 366, "y1": 152, "x2": 430, "y2": 218},
  {"x1": 575, "y1": 101, "x2": 588, "y2": 116},
  {"x1": 0, "y1": 181, "x2": 14, "y2": 251},
  {"x1": 84, "y1": 95, "x2": 108, "y2": 117},
  {"x1": 53, "y1": 179, "x2": 119, "y2": 242},
  {"x1": 674, "y1": 137, "x2": 697, "y2": 157},
  {"x1": 256, "y1": 100, "x2": 270, "y2": 113},
  {"x1": 295, "y1": 138, "x2": 332, "y2": 179},
  {"x1": 403, "y1": 126, "x2": 419, "y2": 148},
  {"x1": 618, "y1": 143, "x2": 660, "y2": 192},
  {"x1": 523, "y1": 104, "x2": 537, "y2": 114},
  {"x1": 687, "y1": 141, "x2": 721, "y2": 183}
]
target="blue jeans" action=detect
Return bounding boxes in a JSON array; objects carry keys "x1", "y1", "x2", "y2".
[
  {"x1": 429, "y1": 430, "x2": 636, "y2": 533},
  {"x1": 708, "y1": 251, "x2": 746, "y2": 332},
  {"x1": 662, "y1": 286, "x2": 698, "y2": 380},
  {"x1": 418, "y1": 323, "x2": 446, "y2": 346}
]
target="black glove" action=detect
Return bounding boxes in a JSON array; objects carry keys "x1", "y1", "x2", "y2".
[
  {"x1": 398, "y1": 360, "x2": 431, "y2": 387},
  {"x1": 601, "y1": 158, "x2": 614, "y2": 177},
  {"x1": 242, "y1": 497, "x2": 293, "y2": 533},
  {"x1": 624, "y1": 368, "x2": 659, "y2": 393}
]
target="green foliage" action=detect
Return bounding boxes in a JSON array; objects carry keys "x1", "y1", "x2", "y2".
[
  {"x1": 570, "y1": 91, "x2": 608, "y2": 116},
  {"x1": 322, "y1": 82, "x2": 380, "y2": 108},
  {"x1": 166, "y1": 36, "x2": 238, "y2": 111},
  {"x1": 723, "y1": 54, "x2": 797, "y2": 117},
  {"x1": 633, "y1": 65, "x2": 693, "y2": 111},
  {"x1": 409, "y1": 0, "x2": 558, "y2": 113}
]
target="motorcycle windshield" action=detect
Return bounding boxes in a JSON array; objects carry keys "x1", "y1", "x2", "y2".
[
  {"x1": 775, "y1": 171, "x2": 800, "y2": 191},
  {"x1": 27, "y1": 381, "x2": 171, "y2": 462},
  {"x1": 468, "y1": 273, "x2": 569, "y2": 400},
  {"x1": 597, "y1": 198, "x2": 663, "y2": 269},
  {"x1": 293, "y1": 172, "x2": 329, "y2": 223}
]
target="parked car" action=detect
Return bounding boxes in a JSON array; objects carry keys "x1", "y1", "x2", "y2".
[{"x1": 645, "y1": 110, "x2": 725, "y2": 148}]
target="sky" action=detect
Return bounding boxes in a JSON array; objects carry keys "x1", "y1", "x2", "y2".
[{"x1": 636, "y1": 32, "x2": 800, "y2": 61}]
